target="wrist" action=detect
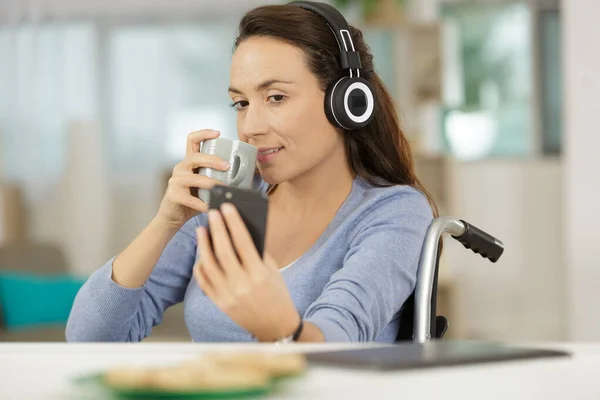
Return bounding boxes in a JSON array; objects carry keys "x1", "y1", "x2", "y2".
[
  {"x1": 150, "y1": 216, "x2": 184, "y2": 234},
  {"x1": 256, "y1": 313, "x2": 302, "y2": 343}
]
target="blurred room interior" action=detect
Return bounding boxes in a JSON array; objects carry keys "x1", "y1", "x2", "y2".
[{"x1": 0, "y1": 0, "x2": 597, "y2": 343}]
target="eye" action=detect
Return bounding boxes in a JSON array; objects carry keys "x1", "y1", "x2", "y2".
[
  {"x1": 268, "y1": 94, "x2": 286, "y2": 103},
  {"x1": 229, "y1": 100, "x2": 249, "y2": 111}
]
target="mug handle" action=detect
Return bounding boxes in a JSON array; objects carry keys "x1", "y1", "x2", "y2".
[{"x1": 229, "y1": 151, "x2": 247, "y2": 187}]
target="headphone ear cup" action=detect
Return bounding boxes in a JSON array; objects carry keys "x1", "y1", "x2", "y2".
[
  {"x1": 325, "y1": 76, "x2": 375, "y2": 131},
  {"x1": 324, "y1": 77, "x2": 346, "y2": 129}
]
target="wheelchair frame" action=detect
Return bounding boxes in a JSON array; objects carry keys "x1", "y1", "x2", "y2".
[{"x1": 408, "y1": 217, "x2": 504, "y2": 343}]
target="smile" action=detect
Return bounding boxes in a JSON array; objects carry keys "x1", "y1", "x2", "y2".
[
  {"x1": 258, "y1": 147, "x2": 283, "y2": 155},
  {"x1": 257, "y1": 147, "x2": 283, "y2": 163}
]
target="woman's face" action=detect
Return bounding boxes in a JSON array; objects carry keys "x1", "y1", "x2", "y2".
[{"x1": 229, "y1": 36, "x2": 343, "y2": 184}]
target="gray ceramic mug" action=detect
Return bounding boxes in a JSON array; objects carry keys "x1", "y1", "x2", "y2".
[{"x1": 195, "y1": 137, "x2": 258, "y2": 203}]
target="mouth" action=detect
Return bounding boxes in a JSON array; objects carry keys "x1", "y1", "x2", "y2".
[
  {"x1": 257, "y1": 146, "x2": 284, "y2": 163},
  {"x1": 258, "y1": 147, "x2": 284, "y2": 155}
]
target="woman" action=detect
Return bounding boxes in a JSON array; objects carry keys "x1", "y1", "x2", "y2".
[{"x1": 66, "y1": 2, "x2": 438, "y2": 343}]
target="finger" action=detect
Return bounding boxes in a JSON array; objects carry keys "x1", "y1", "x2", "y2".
[
  {"x1": 193, "y1": 258, "x2": 215, "y2": 298},
  {"x1": 196, "y1": 227, "x2": 228, "y2": 292},
  {"x1": 169, "y1": 174, "x2": 224, "y2": 191},
  {"x1": 186, "y1": 129, "x2": 220, "y2": 156},
  {"x1": 169, "y1": 189, "x2": 209, "y2": 213},
  {"x1": 173, "y1": 153, "x2": 230, "y2": 175},
  {"x1": 207, "y1": 209, "x2": 244, "y2": 278},
  {"x1": 220, "y1": 203, "x2": 262, "y2": 267},
  {"x1": 185, "y1": 153, "x2": 231, "y2": 172}
]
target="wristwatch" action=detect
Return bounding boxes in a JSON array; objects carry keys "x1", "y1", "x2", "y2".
[{"x1": 274, "y1": 319, "x2": 304, "y2": 345}]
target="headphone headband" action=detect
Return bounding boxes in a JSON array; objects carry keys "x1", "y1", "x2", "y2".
[
  {"x1": 287, "y1": 1, "x2": 374, "y2": 130},
  {"x1": 288, "y1": 1, "x2": 362, "y2": 73}
]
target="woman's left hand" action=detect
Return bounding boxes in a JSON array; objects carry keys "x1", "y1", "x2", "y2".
[{"x1": 194, "y1": 203, "x2": 301, "y2": 342}]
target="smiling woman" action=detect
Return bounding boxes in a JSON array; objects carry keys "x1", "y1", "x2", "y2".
[{"x1": 65, "y1": 1, "x2": 438, "y2": 344}]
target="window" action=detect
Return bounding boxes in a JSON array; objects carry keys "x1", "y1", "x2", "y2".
[
  {"x1": 440, "y1": 2, "x2": 534, "y2": 159},
  {"x1": 105, "y1": 23, "x2": 240, "y2": 171},
  {"x1": 0, "y1": 23, "x2": 98, "y2": 181},
  {"x1": 538, "y1": 9, "x2": 562, "y2": 154}
]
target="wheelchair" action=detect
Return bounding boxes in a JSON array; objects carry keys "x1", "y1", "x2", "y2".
[{"x1": 397, "y1": 217, "x2": 505, "y2": 343}]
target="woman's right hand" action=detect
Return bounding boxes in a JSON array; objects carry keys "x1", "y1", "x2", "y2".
[{"x1": 155, "y1": 129, "x2": 230, "y2": 229}]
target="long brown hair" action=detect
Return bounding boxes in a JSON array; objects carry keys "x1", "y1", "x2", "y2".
[{"x1": 234, "y1": 5, "x2": 439, "y2": 218}]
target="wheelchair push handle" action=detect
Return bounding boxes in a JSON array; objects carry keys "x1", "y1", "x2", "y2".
[
  {"x1": 413, "y1": 217, "x2": 504, "y2": 344},
  {"x1": 452, "y1": 220, "x2": 504, "y2": 263}
]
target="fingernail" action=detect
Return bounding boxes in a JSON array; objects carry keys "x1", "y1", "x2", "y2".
[
  {"x1": 208, "y1": 210, "x2": 219, "y2": 221},
  {"x1": 222, "y1": 161, "x2": 230, "y2": 169},
  {"x1": 221, "y1": 203, "x2": 235, "y2": 215}
]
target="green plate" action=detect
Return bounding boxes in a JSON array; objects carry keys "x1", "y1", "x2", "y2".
[
  {"x1": 270, "y1": 371, "x2": 305, "y2": 382},
  {"x1": 73, "y1": 374, "x2": 271, "y2": 399}
]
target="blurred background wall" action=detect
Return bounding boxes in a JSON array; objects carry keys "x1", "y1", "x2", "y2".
[
  {"x1": 562, "y1": 0, "x2": 600, "y2": 341},
  {"x1": 0, "y1": 0, "x2": 597, "y2": 342}
]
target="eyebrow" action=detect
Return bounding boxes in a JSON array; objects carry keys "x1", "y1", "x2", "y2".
[{"x1": 228, "y1": 79, "x2": 294, "y2": 95}]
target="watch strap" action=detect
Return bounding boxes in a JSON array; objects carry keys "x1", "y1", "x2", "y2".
[{"x1": 274, "y1": 318, "x2": 304, "y2": 344}]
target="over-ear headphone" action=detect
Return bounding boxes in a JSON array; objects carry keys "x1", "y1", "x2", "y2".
[{"x1": 288, "y1": 1, "x2": 376, "y2": 130}]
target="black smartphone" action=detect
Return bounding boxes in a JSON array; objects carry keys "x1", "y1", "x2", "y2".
[{"x1": 208, "y1": 185, "x2": 268, "y2": 257}]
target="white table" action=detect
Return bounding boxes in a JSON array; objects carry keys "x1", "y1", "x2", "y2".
[{"x1": 1, "y1": 342, "x2": 599, "y2": 399}]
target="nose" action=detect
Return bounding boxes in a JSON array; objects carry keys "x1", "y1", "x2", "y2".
[{"x1": 238, "y1": 103, "x2": 268, "y2": 142}]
